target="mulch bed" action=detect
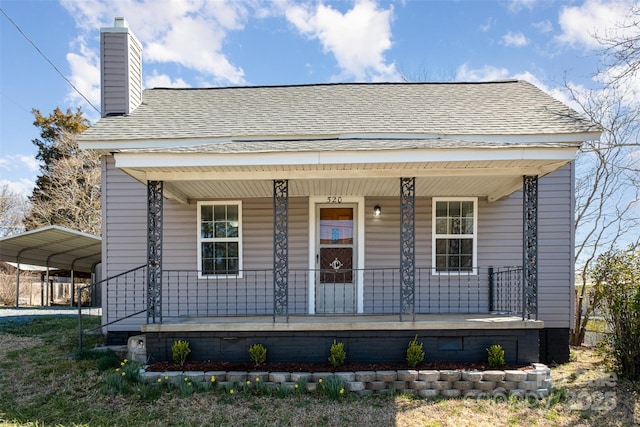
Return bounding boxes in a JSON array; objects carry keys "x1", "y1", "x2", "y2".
[{"x1": 146, "y1": 360, "x2": 531, "y2": 373}]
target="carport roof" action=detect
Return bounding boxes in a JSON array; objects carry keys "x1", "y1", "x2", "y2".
[{"x1": 0, "y1": 226, "x2": 101, "y2": 273}]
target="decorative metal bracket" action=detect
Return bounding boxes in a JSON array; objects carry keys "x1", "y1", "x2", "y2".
[
  {"x1": 523, "y1": 175, "x2": 538, "y2": 320},
  {"x1": 329, "y1": 258, "x2": 343, "y2": 271},
  {"x1": 400, "y1": 177, "x2": 416, "y2": 320},
  {"x1": 147, "y1": 180, "x2": 163, "y2": 323},
  {"x1": 273, "y1": 179, "x2": 289, "y2": 321}
]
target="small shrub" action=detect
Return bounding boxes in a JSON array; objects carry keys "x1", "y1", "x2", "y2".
[
  {"x1": 486, "y1": 344, "x2": 505, "y2": 368},
  {"x1": 328, "y1": 339, "x2": 346, "y2": 368},
  {"x1": 590, "y1": 244, "x2": 640, "y2": 380},
  {"x1": 249, "y1": 343, "x2": 267, "y2": 366},
  {"x1": 172, "y1": 340, "x2": 191, "y2": 368},
  {"x1": 317, "y1": 375, "x2": 346, "y2": 400},
  {"x1": 406, "y1": 334, "x2": 425, "y2": 368}
]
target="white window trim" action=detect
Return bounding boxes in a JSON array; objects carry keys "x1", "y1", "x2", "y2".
[
  {"x1": 197, "y1": 200, "x2": 243, "y2": 279},
  {"x1": 431, "y1": 197, "x2": 478, "y2": 276}
]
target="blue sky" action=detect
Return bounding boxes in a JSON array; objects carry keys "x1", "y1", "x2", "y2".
[{"x1": 0, "y1": 0, "x2": 636, "y2": 196}]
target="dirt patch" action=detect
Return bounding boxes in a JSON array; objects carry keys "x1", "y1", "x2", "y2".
[{"x1": 146, "y1": 359, "x2": 531, "y2": 372}]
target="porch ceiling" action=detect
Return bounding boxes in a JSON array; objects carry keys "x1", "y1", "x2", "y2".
[
  {"x1": 113, "y1": 139, "x2": 580, "y2": 203},
  {"x1": 118, "y1": 158, "x2": 571, "y2": 203}
]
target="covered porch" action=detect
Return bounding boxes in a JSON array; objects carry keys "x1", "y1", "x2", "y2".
[{"x1": 110, "y1": 140, "x2": 563, "y2": 328}]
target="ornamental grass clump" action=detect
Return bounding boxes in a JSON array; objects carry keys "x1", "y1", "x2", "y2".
[
  {"x1": 486, "y1": 344, "x2": 505, "y2": 368},
  {"x1": 102, "y1": 359, "x2": 143, "y2": 395},
  {"x1": 317, "y1": 375, "x2": 346, "y2": 400},
  {"x1": 406, "y1": 334, "x2": 425, "y2": 368},
  {"x1": 96, "y1": 349, "x2": 121, "y2": 371},
  {"x1": 328, "y1": 339, "x2": 346, "y2": 369},
  {"x1": 177, "y1": 377, "x2": 195, "y2": 397},
  {"x1": 172, "y1": 340, "x2": 191, "y2": 368}
]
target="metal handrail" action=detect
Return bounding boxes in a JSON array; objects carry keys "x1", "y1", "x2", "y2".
[{"x1": 77, "y1": 264, "x2": 146, "y2": 351}]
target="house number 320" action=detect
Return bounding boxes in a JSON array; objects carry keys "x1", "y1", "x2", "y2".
[{"x1": 327, "y1": 196, "x2": 343, "y2": 204}]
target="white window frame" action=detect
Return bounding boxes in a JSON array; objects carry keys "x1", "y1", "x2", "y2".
[
  {"x1": 197, "y1": 201, "x2": 243, "y2": 279},
  {"x1": 431, "y1": 197, "x2": 477, "y2": 275}
]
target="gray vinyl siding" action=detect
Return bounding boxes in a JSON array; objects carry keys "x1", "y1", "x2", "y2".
[
  {"x1": 161, "y1": 196, "x2": 309, "y2": 316},
  {"x1": 126, "y1": 35, "x2": 142, "y2": 113},
  {"x1": 537, "y1": 164, "x2": 573, "y2": 328},
  {"x1": 103, "y1": 160, "x2": 572, "y2": 330},
  {"x1": 362, "y1": 167, "x2": 572, "y2": 327},
  {"x1": 100, "y1": 31, "x2": 142, "y2": 116},
  {"x1": 102, "y1": 156, "x2": 147, "y2": 330}
]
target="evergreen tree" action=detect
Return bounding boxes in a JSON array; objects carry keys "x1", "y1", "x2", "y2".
[{"x1": 23, "y1": 108, "x2": 101, "y2": 235}]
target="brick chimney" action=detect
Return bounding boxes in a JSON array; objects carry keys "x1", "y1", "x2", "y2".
[{"x1": 100, "y1": 17, "x2": 142, "y2": 117}]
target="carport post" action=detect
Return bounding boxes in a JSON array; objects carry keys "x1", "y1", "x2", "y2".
[
  {"x1": 15, "y1": 260, "x2": 20, "y2": 308},
  {"x1": 45, "y1": 267, "x2": 50, "y2": 307},
  {"x1": 70, "y1": 269, "x2": 75, "y2": 307}
]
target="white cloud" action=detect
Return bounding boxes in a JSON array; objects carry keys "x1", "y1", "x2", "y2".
[
  {"x1": 0, "y1": 154, "x2": 38, "y2": 197},
  {"x1": 557, "y1": 0, "x2": 635, "y2": 49},
  {"x1": 479, "y1": 17, "x2": 495, "y2": 33},
  {"x1": 455, "y1": 64, "x2": 509, "y2": 82},
  {"x1": 65, "y1": 36, "x2": 101, "y2": 120},
  {"x1": 284, "y1": 0, "x2": 400, "y2": 81},
  {"x1": 512, "y1": 71, "x2": 577, "y2": 107},
  {"x1": 507, "y1": 0, "x2": 537, "y2": 13},
  {"x1": 143, "y1": 13, "x2": 245, "y2": 84},
  {"x1": 532, "y1": 20, "x2": 553, "y2": 34},
  {"x1": 0, "y1": 178, "x2": 35, "y2": 197},
  {"x1": 59, "y1": 0, "x2": 249, "y2": 104},
  {"x1": 16, "y1": 155, "x2": 39, "y2": 172},
  {"x1": 454, "y1": 66, "x2": 579, "y2": 110},
  {"x1": 0, "y1": 154, "x2": 38, "y2": 173},
  {"x1": 501, "y1": 31, "x2": 528, "y2": 47},
  {"x1": 145, "y1": 70, "x2": 191, "y2": 89}
]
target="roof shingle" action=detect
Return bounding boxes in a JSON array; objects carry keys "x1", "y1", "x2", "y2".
[{"x1": 79, "y1": 81, "x2": 599, "y2": 144}]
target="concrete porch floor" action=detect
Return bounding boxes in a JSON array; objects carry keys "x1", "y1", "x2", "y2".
[{"x1": 141, "y1": 313, "x2": 544, "y2": 333}]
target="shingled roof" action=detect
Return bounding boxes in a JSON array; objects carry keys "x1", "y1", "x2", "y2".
[{"x1": 78, "y1": 81, "x2": 599, "y2": 145}]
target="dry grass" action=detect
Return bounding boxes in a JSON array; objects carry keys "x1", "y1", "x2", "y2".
[{"x1": 0, "y1": 317, "x2": 638, "y2": 427}]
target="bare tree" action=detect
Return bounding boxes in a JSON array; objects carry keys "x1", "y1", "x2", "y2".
[
  {"x1": 595, "y1": 5, "x2": 640, "y2": 86},
  {"x1": 0, "y1": 184, "x2": 28, "y2": 237},
  {"x1": 569, "y1": 80, "x2": 640, "y2": 346}
]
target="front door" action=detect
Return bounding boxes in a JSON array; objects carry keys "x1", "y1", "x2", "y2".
[{"x1": 316, "y1": 206, "x2": 356, "y2": 313}]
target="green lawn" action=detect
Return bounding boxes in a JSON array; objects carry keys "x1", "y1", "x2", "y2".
[{"x1": 0, "y1": 316, "x2": 638, "y2": 427}]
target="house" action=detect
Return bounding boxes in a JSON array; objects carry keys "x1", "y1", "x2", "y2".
[{"x1": 78, "y1": 18, "x2": 601, "y2": 365}]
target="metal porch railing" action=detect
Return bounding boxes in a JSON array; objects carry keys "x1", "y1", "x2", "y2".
[{"x1": 86, "y1": 265, "x2": 524, "y2": 328}]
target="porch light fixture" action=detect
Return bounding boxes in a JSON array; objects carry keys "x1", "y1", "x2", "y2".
[{"x1": 373, "y1": 205, "x2": 381, "y2": 216}]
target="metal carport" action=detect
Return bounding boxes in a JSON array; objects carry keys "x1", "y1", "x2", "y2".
[{"x1": 0, "y1": 226, "x2": 101, "y2": 307}]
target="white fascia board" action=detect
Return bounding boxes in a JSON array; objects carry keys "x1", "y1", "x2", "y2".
[
  {"x1": 78, "y1": 137, "x2": 234, "y2": 152},
  {"x1": 78, "y1": 130, "x2": 600, "y2": 152},
  {"x1": 339, "y1": 132, "x2": 601, "y2": 143},
  {"x1": 114, "y1": 146, "x2": 579, "y2": 169}
]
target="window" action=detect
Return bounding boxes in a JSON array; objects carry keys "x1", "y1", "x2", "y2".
[
  {"x1": 432, "y1": 198, "x2": 477, "y2": 274},
  {"x1": 197, "y1": 201, "x2": 242, "y2": 277}
]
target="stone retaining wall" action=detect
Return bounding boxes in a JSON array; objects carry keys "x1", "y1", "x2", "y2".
[{"x1": 141, "y1": 364, "x2": 552, "y2": 399}]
